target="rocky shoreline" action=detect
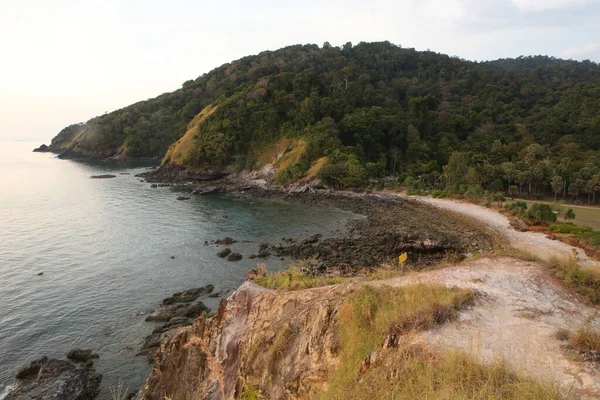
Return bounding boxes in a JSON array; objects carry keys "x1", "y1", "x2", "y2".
[
  {"x1": 4, "y1": 167, "x2": 495, "y2": 400},
  {"x1": 140, "y1": 169, "x2": 496, "y2": 271}
]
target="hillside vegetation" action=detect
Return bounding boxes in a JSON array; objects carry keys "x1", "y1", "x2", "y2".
[{"x1": 49, "y1": 42, "x2": 600, "y2": 197}]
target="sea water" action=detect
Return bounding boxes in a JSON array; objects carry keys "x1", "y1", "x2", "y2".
[{"x1": 0, "y1": 142, "x2": 355, "y2": 399}]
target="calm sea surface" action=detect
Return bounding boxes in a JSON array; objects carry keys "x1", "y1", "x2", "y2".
[{"x1": 0, "y1": 141, "x2": 355, "y2": 399}]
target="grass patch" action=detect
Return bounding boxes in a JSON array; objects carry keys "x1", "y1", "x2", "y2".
[
  {"x1": 239, "y1": 385, "x2": 260, "y2": 400},
  {"x1": 326, "y1": 284, "x2": 475, "y2": 398},
  {"x1": 554, "y1": 328, "x2": 571, "y2": 341},
  {"x1": 253, "y1": 266, "x2": 343, "y2": 290},
  {"x1": 335, "y1": 344, "x2": 564, "y2": 400},
  {"x1": 548, "y1": 255, "x2": 600, "y2": 304},
  {"x1": 549, "y1": 223, "x2": 593, "y2": 235},
  {"x1": 569, "y1": 326, "x2": 600, "y2": 352}
]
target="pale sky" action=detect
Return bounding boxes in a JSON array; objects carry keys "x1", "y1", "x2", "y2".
[{"x1": 1, "y1": 0, "x2": 599, "y2": 142}]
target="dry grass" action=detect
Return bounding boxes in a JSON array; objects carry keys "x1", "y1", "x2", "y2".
[
  {"x1": 256, "y1": 138, "x2": 307, "y2": 169},
  {"x1": 554, "y1": 328, "x2": 572, "y2": 341},
  {"x1": 163, "y1": 104, "x2": 217, "y2": 166},
  {"x1": 304, "y1": 156, "x2": 328, "y2": 181},
  {"x1": 326, "y1": 284, "x2": 476, "y2": 398},
  {"x1": 334, "y1": 344, "x2": 565, "y2": 400},
  {"x1": 547, "y1": 255, "x2": 600, "y2": 304},
  {"x1": 253, "y1": 267, "x2": 343, "y2": 290},
  {"x1": 569, "y1": 326, "x2": 600, "y2": 352}
]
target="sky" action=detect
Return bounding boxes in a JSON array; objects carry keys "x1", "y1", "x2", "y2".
[{"x1": 1, "y1": 0, "x2": 599, "y2": 142}]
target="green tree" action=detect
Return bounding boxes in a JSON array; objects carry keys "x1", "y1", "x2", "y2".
[{"x1": 551, "y1": 176, "x2": 563, "y2": 200}]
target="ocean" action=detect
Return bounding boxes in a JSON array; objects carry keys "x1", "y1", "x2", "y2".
[{"x1": 0, "y1": 141, "x2": 354, "y2": 399}]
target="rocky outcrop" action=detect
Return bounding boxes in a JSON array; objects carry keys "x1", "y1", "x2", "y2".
[
  {"x1": 137, "y1": 257, "x2": 600, "y2": 400},
  {"x1": 226, "y1": 253, "x2": 242, "y2": 262},
  {"x1": 140, "y1": 285, "x2": 215, "y2": 358},
  {"x1": 90, "y1": 174, "x2": 117, "y2": 179},
  {"x1": 32, "y1": 144, "x2": 50, "y2": 152},
  {"x1": 140, "y1": 163, "x2": 229, "y2": 183},
  {"x1": 137, "y1": 282, "x2": 344, "y2": 400},
  {"x1": 6, "y1": 356, "x2": 101, "y2": 400},
  {"x1": 66, "y1": 349, "x2": 99, "y2": 363},
  {"x1": 217, "y1": 248, "x2": 232, "y2": 258}
]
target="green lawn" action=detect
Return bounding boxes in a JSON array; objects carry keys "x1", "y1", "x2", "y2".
[{"x1": 516, "y1": 199, "x2": 600, "y2": 230}]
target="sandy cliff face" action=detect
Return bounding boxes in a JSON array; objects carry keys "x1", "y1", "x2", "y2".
[{"x1": 139, "y1": 282, "x2": 345, "y2": 400}]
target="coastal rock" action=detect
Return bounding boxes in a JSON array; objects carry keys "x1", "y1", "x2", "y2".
[
  {"x1": 7, "y1": 356, "x2": 101, "y2": 400},
  {"x1": 32, "y1": 144, "x2": 50, "y2": 152},
  {"x1": 215, "y1": 237, "x2": 237, "y2": 245},
  {"x1": 146, "y1": 302, "x2": 209, "y2": 322},
  {"x1": 176, "y1": 196, "x2": 190, "y2": 201},
  {"x1": 192, "y1": 187, "x2": 220, "y2": 195},
  {"x1": 256, "y1": 249, "x2": 270, "y2": 258},
  {"x1": 162, "y1": 285, "x2": 215, "y2": 305},
  {"x1": 227, "y1": 252, "x2": 242, "y2": 262},
  {"x1": 217, "y1": 248, "x2": 232, "y2": 258},
  {"x1": 90, "y1": 174, "x2": 117, "y2": 179},
  {"x1": 66, "y1": 349, "x2": 99, "y2": 363},
  {"x1": 150, "y1": 184, "x2": 158, "y2": 188}
]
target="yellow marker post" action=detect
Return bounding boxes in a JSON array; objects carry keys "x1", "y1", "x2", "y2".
[{"x1": 398, "y1": 252, "x2": 408, "y2": 265}]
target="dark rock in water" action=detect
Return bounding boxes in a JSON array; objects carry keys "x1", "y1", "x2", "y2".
[
  {"x1": 90, "y1": 174, "x2": 117, "y2": 179},
  {"x1": 36, "y1": 272, "x2": 43, "y2": 276},
  {"x1": 215, "y1": 237, "x2": 236, "y2": 245},
  {"x1": 150, "y1": 184, "x2": 158, "y2": 188},
  {"x1": 146, "y1": 301, "x2": 209, "y2": 322},
  {"x1": 162, "y1": 285, "x2": 214, "y2": 305},
  {"x1": 176, "y1": 196, "x2": 190, "y2": 201},
  {"x1": 7, "y1": 356, "x2": 101, "y2": 400},
  {"x1": 257, "y1": 249, "x2": 270, "y2": 258},
  {"x1": 248, "y1": 254, "x2": 257, "y2": 259},
  {"x1": 217, "y1": 248, "x2": 232, "y2": 258},
  {"x1": 192, "y1": 187, "x2": 220, "y2": 195},
  {"x1": 66, "y1": 349, "x2": 99, "y2": 363},
  {"x1": 32, "y1": 144, "x2": 50, "y2": 152},
  {"x1": 302, "y1": 233, "x2": 321, "y2": 245},
  {"x1": 227, "y1": 252, "x2": 243, "y2": 262}
]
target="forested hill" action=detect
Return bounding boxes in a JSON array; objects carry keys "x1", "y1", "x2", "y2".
[{"x1": 46, "y1": 41, "x2": 600, "y2": 198}]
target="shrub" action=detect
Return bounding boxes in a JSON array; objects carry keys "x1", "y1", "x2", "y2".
[
  {"x1": 431, "y1": 189, "x2": 446, "y2": 198},
  {"x1": 548, "y1": 223, "x2": 592, "y2": 235},
  {"x1": 504, "y1": 201, "x2": 527, "y2": 216},
  {"x1": 565, "y1": 208, "x2": 576, "y2": 220},
  {"x1": 464, "y1": 184, "x2": 485, "y2": 200},
  {"x1": 524, "y1": 203, "x2": 557, "y2": 224}
]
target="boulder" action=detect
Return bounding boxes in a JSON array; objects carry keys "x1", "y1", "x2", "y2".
[
  {"x1": 7, "y1": 357, "x2": 101, "y2": 400},
  {"x1": 146, "y1": 301, "x2": 209, "y2": 322},
  {"x1": 217, "y1": 248, "x2": 232, "y2": 258},
  {"x1": 215, "y1": 237, "x2": 236, "y2": 245},
  {"x1": 162, "y1": 285, "x2": 214, "y2": 305},
  {"x1": 257, "y1": 249, "x2": 270, "y2": 258},
  {"x1": 66, "y1": 349, "x2": 99, "y2": 363},
  {"x1": 227, "y1": 253, "x2": 243, "y2": 262},
  {"x1": 176, "y1": 196, "x2": 190, "y2": 201}
]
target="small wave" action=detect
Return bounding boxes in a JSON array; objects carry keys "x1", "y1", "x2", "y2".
[{"x1": 0, "y1": 385, "x2": 15, "y2": 400}]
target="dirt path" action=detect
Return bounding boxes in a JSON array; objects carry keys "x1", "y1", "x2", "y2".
[
  {"x1": 379, "y1": 257, "x2": 600, "y2": 398},
  {"x1": 401, "y1": 194, "x2": 600, "y2": 268}
]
